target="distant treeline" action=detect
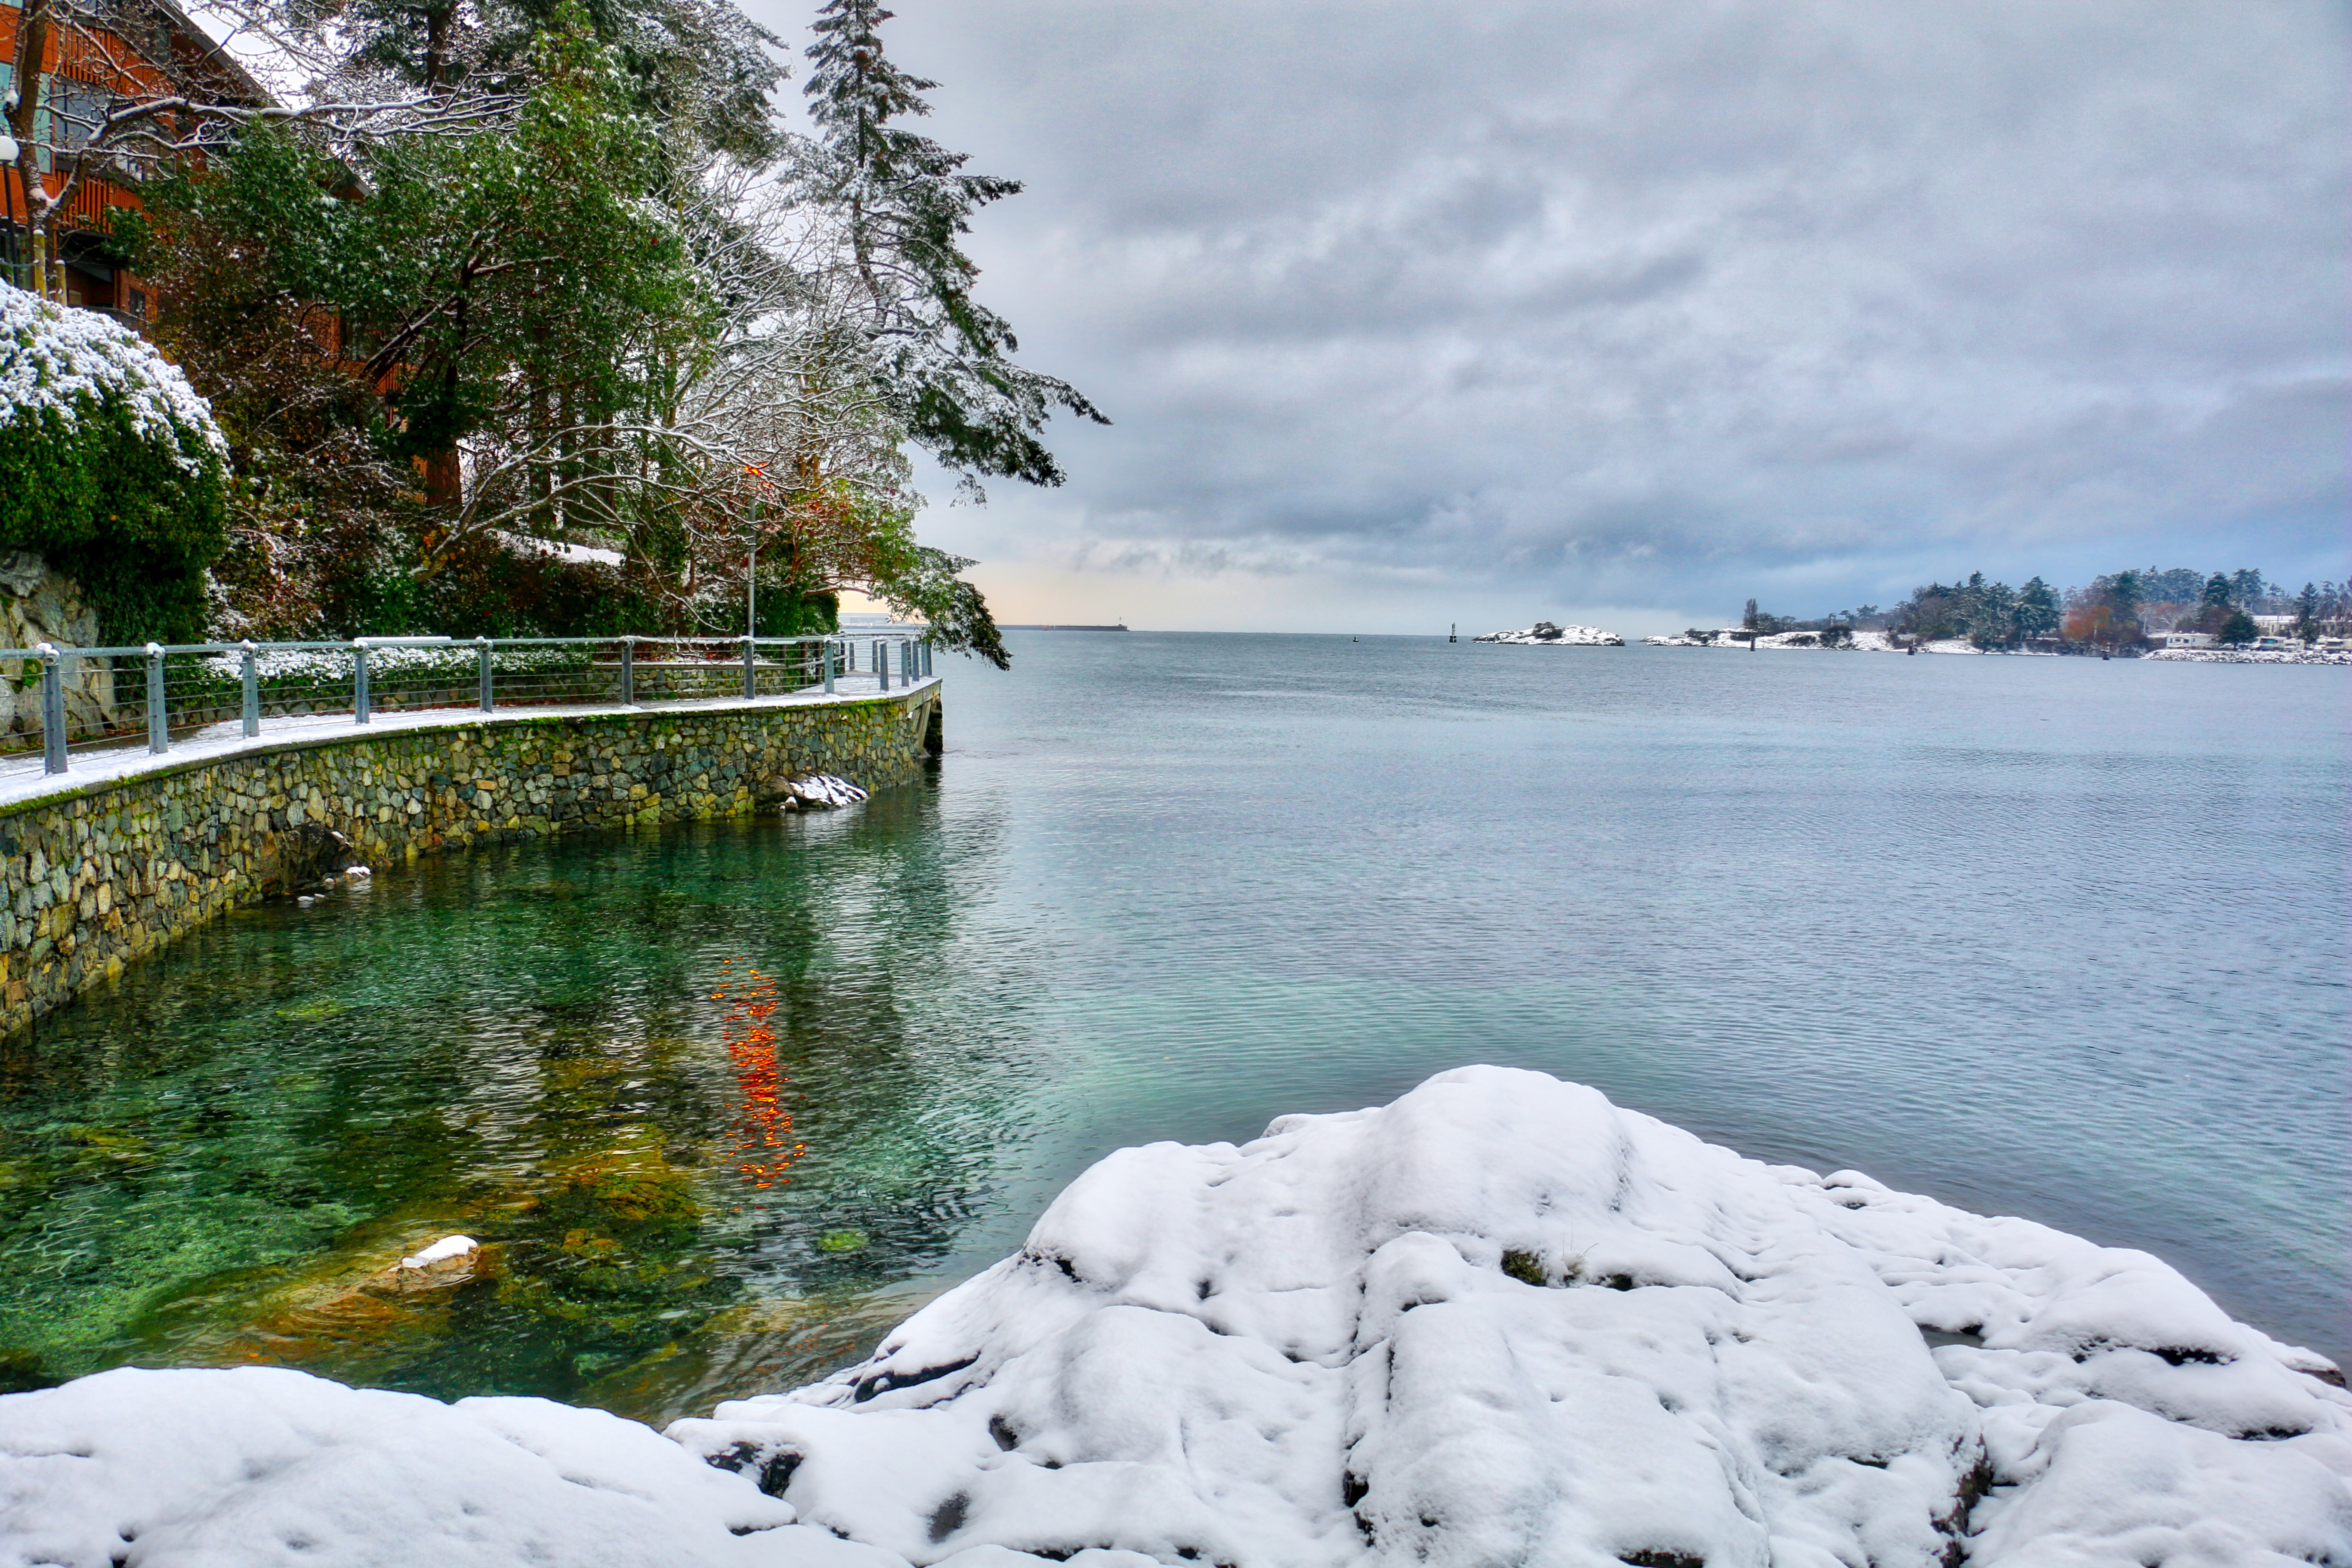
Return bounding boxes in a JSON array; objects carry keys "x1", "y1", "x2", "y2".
[{"x1": 1732, "y1": 569, "x2": 2351, "y2": 651}]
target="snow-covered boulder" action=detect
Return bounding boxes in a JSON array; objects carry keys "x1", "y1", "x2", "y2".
[
  {"x1": 1475, "y1": 622, "x2": 1623, "y2": 646},
  {"x1": 779, "y1": 774, "x2": 870, "y2": 810},
  {"x1": 3, "y1": 1069, "x2": 2346, "y2": 1566},
  {"x1": 0, "y1": 1365, "x2": 895, "y2": 1567},
  {"x1": 676, "y1": 1068, "x2": 2351, "y2": 1567}
]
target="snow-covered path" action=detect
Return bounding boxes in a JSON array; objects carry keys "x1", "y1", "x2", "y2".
[
  {"x1": 0, "y1": 678, "x2": 929, "y2": 810},
  {"x1": 4, "y1": 1068, "x2": 2346, "y2": 1566}
]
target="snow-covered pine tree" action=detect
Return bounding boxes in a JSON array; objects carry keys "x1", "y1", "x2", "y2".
[{"x1": 802, "y1": 0, "x2": 1105, "y2": 493}]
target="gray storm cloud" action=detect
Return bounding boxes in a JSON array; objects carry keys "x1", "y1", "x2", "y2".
[{"x1": 749, "y1": 0, "x2": 2349, "y2": 628}]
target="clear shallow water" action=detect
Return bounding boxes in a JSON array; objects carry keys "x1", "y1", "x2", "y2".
[{"x1": 1, "y1": 635, "x2": 2345, "y2": 1419}]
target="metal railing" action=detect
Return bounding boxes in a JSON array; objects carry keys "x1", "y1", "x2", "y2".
[{"x1": 0, "y1": 633, "x2": 937, "y2": 779}]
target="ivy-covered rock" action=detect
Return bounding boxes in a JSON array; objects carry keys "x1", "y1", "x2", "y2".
[{"x1": 0, "y1": 283, "x2": 228, "y2": 644}]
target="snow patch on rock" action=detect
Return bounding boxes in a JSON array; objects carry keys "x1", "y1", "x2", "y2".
[
  {"x1": 1475, "y1": 622, "x2": 1623, "y2": 646},
  {"x1": 0, "y1": 1365, "x2": 894, "y2": 1567},
  {"x1": 2148, "y1": 647, "x2": 2352, "y2": 665},
  {"x1": 397, "y1": 1234, "x2": 479, "y2": 1271},
  {"x1": 780, "y1": 775, "x2": 869, "y2": 810}
]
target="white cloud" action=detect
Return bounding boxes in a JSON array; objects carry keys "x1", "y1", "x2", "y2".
[{"x1": 747, "y1": 0, "x2": 2350, "y2": 631}]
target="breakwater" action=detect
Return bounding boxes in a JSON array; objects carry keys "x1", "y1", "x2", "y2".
[{"x1": 0, "y1": 683, "x2": 941, "y2": 1037}]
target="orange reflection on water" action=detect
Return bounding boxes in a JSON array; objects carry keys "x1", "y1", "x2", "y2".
[{"x1": 713, "y1": 961, "x2": 806, "y2": 1189}]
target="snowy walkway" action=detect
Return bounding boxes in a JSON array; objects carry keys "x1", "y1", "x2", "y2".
[{"x1": 0, "y1": 677, "x2": 935, "y2": 811}]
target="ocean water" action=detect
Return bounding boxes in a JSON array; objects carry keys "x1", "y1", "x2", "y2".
[{"x1": 1, "y1": 634, "x2": 2343, "y2": 1420}]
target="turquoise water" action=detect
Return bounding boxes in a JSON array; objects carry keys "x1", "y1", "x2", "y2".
[{"x1": 1, "y1": 635, "x2": 2344, "y2": 1419}]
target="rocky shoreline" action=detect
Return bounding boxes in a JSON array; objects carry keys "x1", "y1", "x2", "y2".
[
  {"x1": 1474, "y1": 622, "x2": 1624, "y2": 646},
  {"x1": 3, "y1": 1067, "x2": 2344, "y2": 1566}
]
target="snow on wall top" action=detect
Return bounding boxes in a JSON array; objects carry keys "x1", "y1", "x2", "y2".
[
  {"x1": 0, "y1": 283, "x2": 226, "y2": 470},
  {"x1": 1, "y1": 1068, "x2": 2346, "y2": 1568}
]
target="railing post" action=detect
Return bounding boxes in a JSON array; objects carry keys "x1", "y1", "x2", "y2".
[
  {"x1": 240, "y1": 641, "x2": 259, "y2": 737},
  {"x1": 37, "y1": 643, "x2": 67, "y2": 775},
  {"x1": 146, "y1": 643, "x2": 168, "y2": 755},
  {"x1": 621, "y1": 637, "x2": 636, "y2": 706},
  {"x1": 743, "y1": 635, "x2": 757, "y2": 701},
  {"x1": 876, "y1": 638, "x2": 889, "y2": 691},
  {"x1": 477, "y1": 637, "x2": 494, "y2": 713},
  {"x1": 822, "y1": 639, "x2": 836, "y2": 694},
  {"x1": 353, "y1": 642, "x2": 371, "y2": 724}
]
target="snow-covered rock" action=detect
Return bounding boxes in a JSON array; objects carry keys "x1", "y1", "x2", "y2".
[
  {"x1": 670, "y1": 1068, "x2": 2350, "y2": 1567},
  {"x1": 397, "y1": 1234, "x2": 479, "y2": 1271},
  {"x1": 4, "y1": 1069, "x2": 2346, "y2": 1566},
  {"x1": 1475, "y1": 622, "x2": 1623, "y2": 646},
  {"x1": 780, "y1": 775, "x2": 869, "y2": 810},
  {"x1": 0, "y1": 1366, "x2": 894, "y2": 1568},
  {"x1": 2147, "y1": 647, "x2": 2352, "y2": 665}
]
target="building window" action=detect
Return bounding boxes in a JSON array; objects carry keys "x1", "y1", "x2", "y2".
[{"x1": 51, "y1": 79, "x2": 111, "y2": 152}]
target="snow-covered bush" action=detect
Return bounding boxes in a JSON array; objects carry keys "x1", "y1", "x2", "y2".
[{"x1": 0, "y1": 282, "x2": 228, "y2": 643}]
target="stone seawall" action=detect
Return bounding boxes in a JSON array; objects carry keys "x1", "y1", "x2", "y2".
[{"x1": 0, "y1": 682, "x2": 941, "y2": 1038}]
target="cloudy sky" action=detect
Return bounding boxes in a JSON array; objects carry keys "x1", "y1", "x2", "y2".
[{"x1": 751, "y1": 0, "x2": 2347, "y2": 635}]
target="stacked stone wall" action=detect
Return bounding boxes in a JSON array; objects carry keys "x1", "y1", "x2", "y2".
[{"x1": 0, "y1": 684, "x2": 940, "y2": 1037}]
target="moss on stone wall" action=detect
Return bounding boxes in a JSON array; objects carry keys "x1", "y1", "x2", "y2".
[{"x1": 0, "y1": 685, "x2": 939, "y2": 1037}]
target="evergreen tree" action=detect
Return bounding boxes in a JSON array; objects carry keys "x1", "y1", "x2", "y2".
[
  {"x1": 2138, "y1": 567, "x2": 2206, "y2": 607},
  {"x1": 2217, "y1": 609, "x2": 2257, "y2": 647},
  {"x1": 1969, "y1": 576, "x2": 2018, "y2": 648},
  {"x1": 2229, "y1": 568, "x2": 2267, "y2": 609},
  {"x1": 802, "y1": 0, "x2": 1106, "y2": 492},
  {"x1": 2293, "y1": 582, "x2": 2320, "y2": 643},
  {"x1": 2016, "y1": 577, "x2": 2059, "y2": 639}
]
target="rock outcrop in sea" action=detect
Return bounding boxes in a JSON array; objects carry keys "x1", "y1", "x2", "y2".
[
  {"x1": 3, "y1": 1068, "x2": 2345, "y2": 1566},
  {"x1": 1474, "y1": 622, "x2": 1624, "y2": 646}
]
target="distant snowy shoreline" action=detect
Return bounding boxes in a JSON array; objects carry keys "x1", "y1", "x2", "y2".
[
  {"x1": 2147, "y1": 647, "x2": 2352, "y2": 666},
  {"x1": 1646, "y1": 630, "x2": 2351, "y2": 662},
  {"x1": 3, "y1": 1067, "x2": 2343, "y2": 1566},
  {"x1": 1474, "y1": 622, "x2": 1623, "y2": 645}
]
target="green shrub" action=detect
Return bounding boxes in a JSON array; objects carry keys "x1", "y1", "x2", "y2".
[{"x1": 0, "y1": 283, "x2": 228, "y2": 644}]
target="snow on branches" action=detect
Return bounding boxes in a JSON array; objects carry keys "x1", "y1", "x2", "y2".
[{"x1": 0, "y1": 282, "x2": 226, "y2": 469}]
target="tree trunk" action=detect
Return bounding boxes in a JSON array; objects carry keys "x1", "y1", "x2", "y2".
[
  {"x1": 425, "y1": 4, "x2": 452, "y2": 95},
  {"x1": 8, "y1": 0, "x2": 51, "y2": 299}
]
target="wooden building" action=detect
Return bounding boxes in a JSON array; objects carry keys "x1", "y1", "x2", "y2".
[{"x1": 2, "y1": 0, "x2": 265, "y2": 324}]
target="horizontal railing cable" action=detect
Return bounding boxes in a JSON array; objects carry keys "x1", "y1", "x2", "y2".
[{"x1": 0, "y1": 632, "x2": 934, "y2": 779}]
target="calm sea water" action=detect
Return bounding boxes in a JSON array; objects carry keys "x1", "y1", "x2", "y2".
[{"x1": 1, "y1": 635, "x2": 2344, "y2": 1419}]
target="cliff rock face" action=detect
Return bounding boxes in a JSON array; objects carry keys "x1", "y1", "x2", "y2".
[{"x1": 0, "y1": 550, "x2": 113, "y2": 737}]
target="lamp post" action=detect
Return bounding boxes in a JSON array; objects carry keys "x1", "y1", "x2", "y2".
[
  {"x1": 0, "y1": 132, "x2": 22, "y2": 292},
  {"x1": 742, "y1": 463, "x2": 774, "y2": 642}
]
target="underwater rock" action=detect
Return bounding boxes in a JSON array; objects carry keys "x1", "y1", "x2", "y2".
[
  {"x1": 397, "y1": 1235, "x2": 480, "y2": 1272},
  {"x1": 265, "y1": 823, "x2": 366, "y2": 898}
]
